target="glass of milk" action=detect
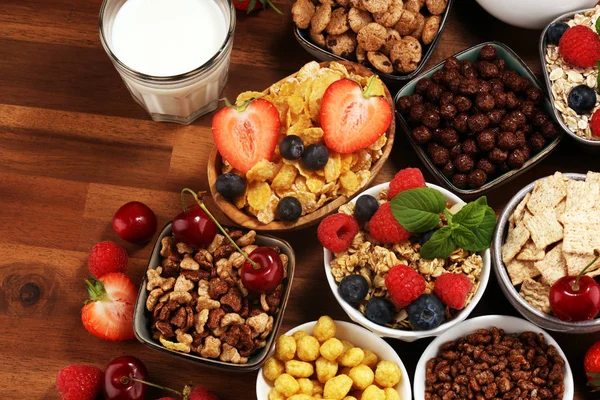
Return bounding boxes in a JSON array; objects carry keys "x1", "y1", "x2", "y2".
[{"x1": 99, "y1": 0, "x2": 235, "y2": 124}]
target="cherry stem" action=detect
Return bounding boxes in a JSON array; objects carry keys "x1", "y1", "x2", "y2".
[
  {"x1": 119, "y1": 376, "x2": 182, "y2": 396},
  {"x1": 573, "y1": 249, "x2": 600, "y2": 291},
  {"x1": 180, "y1": 188, "x2": 259, "y2": 269},
  {"x1": 263, "y1": 0, "x2": 283, "y2": 15}
]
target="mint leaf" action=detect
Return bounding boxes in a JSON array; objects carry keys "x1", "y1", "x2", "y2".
[
  {"x1": 420, "y1": 226, "x2": 456, "y2": 259},
  {"x1": 390, "y1": 188, "x2": 446, "y2": 233},
  {"x1": 452, "y1": 196, "x2": 488, "y2": 229},
  {"x1": 451, "y1": 225, "x2": 478, "y2": 249},
  {"x1": 463, "y1": 207, "x2": 497, "y2": 252},
  {"x1": 596, "y1": 17, "x2": 600, "y2": 35}
]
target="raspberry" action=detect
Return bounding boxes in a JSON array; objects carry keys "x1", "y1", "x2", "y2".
[
  {"x1": 56, "y1": 365, "x2": 103, "y2": 400},
  {"x1": 88, "y1": 241, "x2": 128, "y2": 278},
  {"x1": 388, "y1": 168, "x2": 427, "y2": 199},
  {"x1": 368, "y1": 203, "x2": 411, "y2": 243},
  {"x1": 592, "y1": 109, "x2": 600, "y2": 138},
  {"x1": 433, "y1": 273, "x2": 473, "y2": 310},
  {"x1": 318, "y1": 213, "x2": 359, "y2": 253},
  {"x1": 559, "y1": 26, "x2": 600, "y2": 68},
  {"x1": 385, "y1": 264, "x2": 426, "y2": 307}
]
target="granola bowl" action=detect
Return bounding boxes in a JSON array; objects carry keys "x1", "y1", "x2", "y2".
[
  {"x1": 413, "y1": 315, "x2": 574, "y2": 400},
  {"x1": 323, "y1": 181, "x2": 491, "y2": 342},
  {"x1": 133, "y1": 222, "x2": 295, "y2": 371},
  {"x1": 540, "y1": 7, "x2": 600, "y2": 152},
  {"x1": 493, "y1": 172, "x2": 600, "y2": 333},
  {"x1": 256, "y1": 320, "x2": 412, "y2": 399}
]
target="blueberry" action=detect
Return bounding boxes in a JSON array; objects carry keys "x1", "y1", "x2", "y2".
[
  {"x1": 276, "y1": 196, "x2": 302, "y2": 221},
  {"x1": 216, "y1": 173, "x2": 246, "y2": 200},
  {"x1": 546, "y1": 22, "x2": 569, "y2": 45},
  {"x1": 420, "y1": 229, "x2": 437, "y2": 245},
  {"x1": 365, "y1": 297, "x2": 395, "y2": 326},
  {"x1": 280, "y1": 135, "x2": 305, "y2": 160},
  {"x1": 568, "y1": 85, "x2": 597, "y2": 115},
  {"x1": 339, "y1": 275, "x2": 369, "y2": 305},
  {"x1": 406, "y1": 294, "x2": 445, "y2": 331},
  {"x1": 354, "y1": 195, "x2": 380, "y2": 223},
  {"x1": 301, "y1": 143, "x2": 329, "y2": 171}
]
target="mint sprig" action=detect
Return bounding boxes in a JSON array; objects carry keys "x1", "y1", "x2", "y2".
[{"x1": 390, "y1": 189, "x2": 497, "y2": 260}]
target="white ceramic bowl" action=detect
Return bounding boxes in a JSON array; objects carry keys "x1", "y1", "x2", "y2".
[
  {"x1": 256, "y1": 320, "x2": 412, "y2": 400},
  {"x1": 323, "y1": 182, "x2": 491, "y2": 342},
  {"x1": 475, "y1": 0, "x2": 597, "y2": 29},
  {"x1": 413, "y1": 315, "x2": 574, "y2": 400}
]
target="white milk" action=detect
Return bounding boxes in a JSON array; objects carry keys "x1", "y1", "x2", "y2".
[{"x1": 100, "y1": 0, "x2": 234, "y2": 124}]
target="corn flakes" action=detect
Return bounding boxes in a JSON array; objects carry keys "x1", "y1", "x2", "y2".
[
  {"x1": 236, "y1": 91, "x2": 265, "y2": 105},
  {"x1": 246, "y1": 159, "x2": 280, "y2": 182},
  {"x1": 247, "y1": 181, "x2": 272, "y2": 210},
  {"x1": 325, "y1": 151, "x2": 342, "y2": 183}
]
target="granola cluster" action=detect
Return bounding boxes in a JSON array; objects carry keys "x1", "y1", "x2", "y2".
[
  {"x1": 145, "y1": 230, "x2": 288, "y2": 363},
  {"x1": 330, "y1": 189, "x2": 483, "y2": 329}
]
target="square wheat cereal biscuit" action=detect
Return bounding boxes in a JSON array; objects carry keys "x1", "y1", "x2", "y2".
[
  {"x1": 562, "y1": 211, "x2": 600, "y2": 254},
  {"x1": 506, "y1": 259, "x2": 540, "y2": 286},
  {"x1": 564, "y1": 252, "x2": 600, "y2": 276},
  {"x1": 502, "y1": 222, "x2": 530, "y2": 264},
  {"x1": 554, "y1": 200, "x2": 566, "y2": 222},
  {"x1": 510, "y1": 192, "x2": 531, "y2": 227},
  {"x1": 534, "y1": 245, "x2": 567, "y2": 286},
  {"x1": 523, "y1": 209, "x2": 564, "y2": 249},
  {"x1": 565, "y1": 180, "x2": 599, "y2": 213},
  {"x1": 516, "y1": 240, "x2": 545, "y2": 261},
  {"x1": 587, "y1": 171, "x2": 600, "y2": 186},
  {"x1": 520, "y1": 278, "x2": 551, "y2": 314},
  {"x1": 526, "y1": 172, "x2": 567, "y2": 215}
]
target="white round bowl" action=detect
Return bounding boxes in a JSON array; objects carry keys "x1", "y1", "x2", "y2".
[
  {"x1": 323, "y1": 182, "x2": 491, "y2": 342},
  {"x1": 413, "y1": 315, "x2": 574, "y2": 400},
  {"x1": 256, "y1": 320, "x2": 412, "y2": 400},
  {"x1": 475, "y1": 0, "x2": 597, "y2": 29}
]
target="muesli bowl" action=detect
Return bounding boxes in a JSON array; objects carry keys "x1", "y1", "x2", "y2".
[
  {"x1": 540, "y1": 7, "x2": 600, "y2": 152},
  {"x1": 492, "y1": 172, "x2": 600, "y2": 333},
  {"x1": 413, "y1": 315, "x2": 574, "y2": 400},
  {"x1": 323, "y1": 181, "x2": 491, "y2": 342}
]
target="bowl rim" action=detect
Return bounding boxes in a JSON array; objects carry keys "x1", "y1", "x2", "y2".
[
  {"x1": 207, "y1": 60, "x2": 396, "y2": 232},
  {"x1": 492, "y1": 172, "x2": 600, "y2": 329},
  {"x1": 538, "y1": 6, "x2": 600, "y2": 147},
  {"x1": 133, "y1": 221, "x2": 296, "y2": 371},
  {"x1": 292, "y1": 0, "x2": 455, "y2": 82},
  {"x1": 393, "y1": 41, "x2": 564, "y2": 196},
  {"x1": 323, "y1": 181, "x2": 492, "y2": 340},
  {"x1": 412, "y1": 314, "x2": 574, "y2": 400},
  {"x1": 255, "y1": 320, "x2": 413, "y2": 399}
]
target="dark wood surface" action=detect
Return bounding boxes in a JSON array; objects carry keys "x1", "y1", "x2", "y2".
[{"x1": 0, "y1": 0, "x2": 598, "y2": 398}]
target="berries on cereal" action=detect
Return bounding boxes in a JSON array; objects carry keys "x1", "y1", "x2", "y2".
[
  {"x1": 279, "y1": 135, "x2": 305, "y2": 160},
  {"x1": 354, "y1": 195, "x2": 380, "y2": 223},
  {"x1": 339, "y1": 275, "x2": 370, "y2": 306},
  {"x1": 302, "y1": 143, "x2": 329, "y2": 171},
  {"x1": 406, "y1": 294, "x2": 445, "y2": 330},
  {"x1": 388, "y1": 167, "x2": 426, "y2": 199},
  {"x1": 558, "y1": 25, "x2": 600, "y2": 69},
  {"x1": 276, "y1": 196, "x2": 303, "y2": 221},
  {"x1": 385, "y1": 264, "x2": 426, "y2": 308},
  {"x1": 318, "y1": 213, "x2": 360, "y2": 253},
  {"x1": 546, "y1": 22, "x2": 569, "y2": 45},
  {"x1": 568, "y1": 85, "x2": 597, "y2": 115},
  {"x1": 434, "y1": 273, "x2": 473, "y2": 310},
  {"x1": 365, "y1": 297, "x2": 395, "y2": 325},
  {"x1": 368, "y1": 202, "x2": 411, "y2": 243},
  {"x1": 215, "y1": 173, "x2": 247, "y2": 200}
]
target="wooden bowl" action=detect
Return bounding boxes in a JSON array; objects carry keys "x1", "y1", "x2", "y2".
[{"x1": 207, "y1": 61, "x2": 396, "y2": 231}]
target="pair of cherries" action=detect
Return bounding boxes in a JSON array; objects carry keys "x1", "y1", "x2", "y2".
[{"x1": 172, "y1": 188, "x2": 283, "y2": 294}]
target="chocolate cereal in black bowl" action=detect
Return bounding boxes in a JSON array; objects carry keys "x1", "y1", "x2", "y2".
[{"x1": 394, "y1": 42, "x2": 564, "y2": 195}]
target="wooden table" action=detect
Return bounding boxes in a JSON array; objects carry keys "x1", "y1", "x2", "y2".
[{"x1": 0, "y1": 0, "x2": 597, "y2": 398}]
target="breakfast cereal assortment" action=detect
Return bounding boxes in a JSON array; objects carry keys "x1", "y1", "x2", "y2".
[
  {"x1": 319, "y1": 168, "x2": 493, "y2": 331},
  {"x1": 544, "y1": 6, "x2": 600, "y2": 141},
  {"x1": 263, "y1": 316, "x2": 404, "y2": 399},
  {"x1": 291, "y1": 0, "x2": 448, "y2": 74}
]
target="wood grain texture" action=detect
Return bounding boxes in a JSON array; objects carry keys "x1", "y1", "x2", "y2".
[{"x1": 0, "y1": 0, "x2": 598, "y2": 398}]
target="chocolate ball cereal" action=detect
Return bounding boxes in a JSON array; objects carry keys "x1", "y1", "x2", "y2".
[
  {"x1": 452, "y1": 173, "x2": 467, "y2": 188},
  {"x1": 467, "y1": 169, "x2": 487, "y2": 188},
  {"x1": 412, "y1": 126, "x2": 432, "y2": 144},
  {"x1": 454, "y1": 153, "x2": 474, "y2": 173}
]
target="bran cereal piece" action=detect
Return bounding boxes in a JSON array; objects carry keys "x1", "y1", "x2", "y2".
[
  {"x1": 367, "y1": 51, "x2": 393, "y2": 73},
  {"x1": 326, "y1": 32, "x2": 357, "y2": 58},
  {"x1": 425, "y1": 0, "x2": 447, "y2": 15},
  {"x1": 561, "y1": 211, "x2": 600, "y2": 254},
  {"x1": 357, "y1": 23, "x2": 387, "y2": 51},
  {"x1": 362, "y1": 0, "x2": 390, "y2": 13},
  {"x1": 292, "y1": 0, "x2": 316, "y2": 29},
  {"x1": 403, "y1": 0, "x2": 420, "y2": 12},
  {"x1": 516, "y1": 240, "x2": 545, "y2": 261},
  {"x1": 348, "y1": 7, "x2": 373, "y2": 32},
  {"x1": 501, "y1": 222, "x2": 530, "y2": 264},
  {"x1": 381, "y1": 28, "x2": 401, "y2": 56},
  {"x1": 390, "y1": 36, "x2": 422, "y2": 73},
  {"x1": 421, "y1": 15, "x2": 441, "y2": 45},
  {"x1": 564, "y1": 251, "x2": 600, "y2": 276},
  {"x1": 506, "y1": 259, "x2": 540, "y2": 286},
  {"x1": 373, "y1": 0, "x2": 404, "y2": 27},
  {"x1": 410, "y1": 12, "x2": 426, "y2": 40},
  {"x1": 394, "y1": 10, "x2": 417, "y2": 35},
  {"x1": 520, "y1": 279, "x2": 551, "y2": 314},
  {"x1": 310, "y1": 3, "x2": 333, "y2": 35},
  {"x1": 523, "y1": 210, "x2": 564, "y2": 250},
  {"x1": 326, "y1": 8, "x2": 350, "y2": 35},
  {"x1": 526, "y1": 172, "x2": 567, "y2": 215},
  {"x1": 510, "y1": 192, "x2": 531, "y2": 227},
  {"x1": 566, "y1": 179, "x2": 599, "y2": 213},
  {"x1": 534, "y1": 245, "x2": 567, "y2": 286}
]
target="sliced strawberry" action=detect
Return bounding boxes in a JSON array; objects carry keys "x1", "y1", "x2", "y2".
[
  {"x1": 321, "y1": 77, "x2": 392, "y2": 154},
  {"x1": 81, "y1": 272, "x2": 136, "y2": 342},
  {"x1": 212, "y1": 98, "x2": 281, "y2": 174}
]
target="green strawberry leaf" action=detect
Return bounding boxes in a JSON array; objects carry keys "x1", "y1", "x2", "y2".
[
  {"x1": 452, "y1": 196, "x2": 488, "y2": 229},
  {"x1": 463, "y1": 207, "x2": 497, "y2": 252},
  {"x1": 420, "y1": 226, "x2": 456, "y2": 260},
  {"x1": 390, "y1": 188, "x2": 446, "y2": 233}
]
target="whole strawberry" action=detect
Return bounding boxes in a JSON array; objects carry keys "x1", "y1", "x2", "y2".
[
  {"x1": 559, "y1": 26, "x2": 600, "y2": 68},
  {"x1": 585, "y1": 341, "x2": 600, "y2": 390},
  {"x1": 56, "y1": 365, "x2": 103, "y2": 400},
  {"x1": 368, "y1": 202, "x2": 411, "y2": 244},
  {"x1": 434, "y1": 273, "x2": 473, "y2": 310},
  {"x1": 88, "y1": 241, "x2": 128, "y2": 278}
]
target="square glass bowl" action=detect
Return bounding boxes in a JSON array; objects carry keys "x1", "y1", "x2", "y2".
[
  {"x1": 133, "y1": 222, "x2": 295, "y2": 371},
  {"x1": 293, "y1": 0, "x2": 454, "y2": 83},
  {"x1": 394, "y1": 41, "x2": 563, "y2": 195}
]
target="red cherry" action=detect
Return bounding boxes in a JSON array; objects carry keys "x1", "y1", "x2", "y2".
[
  {"x1": 172, "y1": 205, "x2": 217, "y2": 248},
  {"x1": 241, "y1": 247, "x2": 284, "y2": 294},
  {"x1": 550, "y1": 275, "x2": 600, "y2": 321},
  {"x1": 103, "y1": 356, "x2": 148, "y2": 400},
  {"x1": 112, "y1": 201, "x2": 157, "y2": 244}
]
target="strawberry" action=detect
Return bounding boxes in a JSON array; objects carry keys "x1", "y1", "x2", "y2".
[
  {"x1": 585, "y1": 341, "x2": 600, "y2": 390},
  {"x1": 185, "y1": 385, "x2": 220, "y2": 400},
  {"x1": 56, "y1": 365, "x2": 103, "y2": 400},
  {"x1": 321, "y1": 77, "x2": 392, "y2": 154},
  {"x1": 81, "y1": 272, "x2": 136, "y2": 342},
  {"x1": 234, "y1": 0, "x2": 282, "y2": 14},
  {"x1": 212, "y1": 98, "x2": 281, "y2": 174}
]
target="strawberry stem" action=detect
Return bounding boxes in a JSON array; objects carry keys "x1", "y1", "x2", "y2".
[
  {"x1": 573, "y1": 249, "x2": 600, "y2": 291},
  {"x1": 120, "y1": 376, "x2": 183, "y2": 396},
  {"x1": 362, "y1": 76, "x2": 378, "y2": 99},
  {"x1": 222, "y1": 97, "x2": 257, "y2": 112},
  {"x1": 84, "y1": 275, "x2": 106, "y2": 304},
  {"x1": 180, "y1": 188, "x2": 259, "y2": 269}
]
